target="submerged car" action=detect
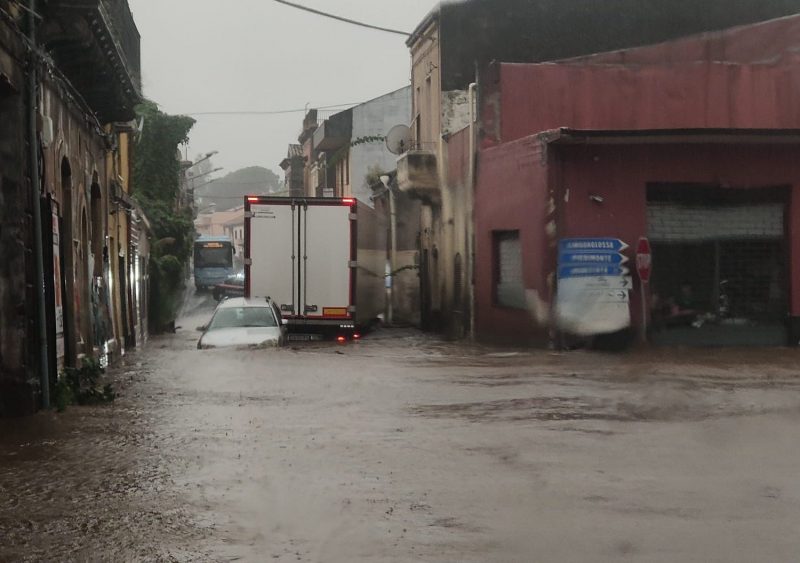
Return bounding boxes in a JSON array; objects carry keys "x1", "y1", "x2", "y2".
[
  {"x1": 212, "y1": 271, "x2": 245, "y2": 301},
  {"x1": 197, "y1": 297, "x2": 286, "y2": 349}
]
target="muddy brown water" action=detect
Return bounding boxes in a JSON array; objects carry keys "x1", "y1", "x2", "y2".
[{"x1": 2, "y1": 291, "x2": 800, "y2": 561}]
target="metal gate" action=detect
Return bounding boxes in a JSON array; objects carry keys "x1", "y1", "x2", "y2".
[{"x1": 647, "y1": 184, "x2": 788, "y2": 346}]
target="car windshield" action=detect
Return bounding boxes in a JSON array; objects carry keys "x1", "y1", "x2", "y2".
[{"x1": 207, "y1": 307, "x2": 277, "y2": 330}]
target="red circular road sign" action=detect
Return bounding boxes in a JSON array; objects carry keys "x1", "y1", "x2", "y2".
[{"x1": 636, "y1": 237, "x2": 652, "y2": 283}]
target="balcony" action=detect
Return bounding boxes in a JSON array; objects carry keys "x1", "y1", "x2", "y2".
[
  {"x1": 397, "y1": 150, "x2": 440, "y2": 205},
  {"x1": 40, "y1": 0, "x2": 141, "y2": 122},
  {"x1": 312, "y1": 109, "x2": 352, "y2": 152}
]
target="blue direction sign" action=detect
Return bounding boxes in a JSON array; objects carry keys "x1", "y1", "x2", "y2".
[
  {"x1": 558, "y1": 238, "x2": 630, "y2": 279},
  {"x1": 558, "y1": 238, "x2": 629, "y2": 254},
  {"x1": 559, "y1": 265, "x2": 630, "y2": 279},
  {"x1": 560, "y1": 252, "x2": 628, "y2": 265}
]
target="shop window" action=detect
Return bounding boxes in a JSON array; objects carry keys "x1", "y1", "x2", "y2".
[{"x1": 493, "y1": 231, "x2": 524, "y2": 309}]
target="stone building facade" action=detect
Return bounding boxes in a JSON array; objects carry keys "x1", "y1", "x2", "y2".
[{"x1": 0, "y1": 0, "x2": 143, "y2": 415}]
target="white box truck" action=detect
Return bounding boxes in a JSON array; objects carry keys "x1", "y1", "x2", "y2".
[{"x1": 244, "y1": 196, "x2": 386, "y2": 338}]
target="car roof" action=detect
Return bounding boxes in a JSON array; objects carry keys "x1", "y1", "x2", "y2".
[{"x1": 217, "y1": 297, "x2": 275, "y2": 309}]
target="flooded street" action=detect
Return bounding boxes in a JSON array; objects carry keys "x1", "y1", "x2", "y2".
[{"x1": 2, "y1": 293, "x2": 800, "y2": 562}]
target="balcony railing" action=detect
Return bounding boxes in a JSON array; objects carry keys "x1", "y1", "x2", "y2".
[{"x1": 99, "y1": 0, "x2": 141, "y2": 89}]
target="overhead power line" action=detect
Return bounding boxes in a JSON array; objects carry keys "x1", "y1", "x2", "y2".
[
  {"x1": 184, "y1": 102, "x2": 360, "y2": 117},
  {"x1": 272, "y1": 0, "x2": 411, "y2": 36}
]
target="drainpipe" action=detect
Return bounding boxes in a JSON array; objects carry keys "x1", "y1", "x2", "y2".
[
  {"x1": 28, "y1": 0, "x2": 50, "y2": 408},
  {"x1": 380, "y1": 174, "x2": 396, "y2": 325},
  {"x1": 389, "y1": 188, "x2": 397, "y2": 324},
  {"x1": 467, "y1": 82, "x2": 477, "y2": 341}
]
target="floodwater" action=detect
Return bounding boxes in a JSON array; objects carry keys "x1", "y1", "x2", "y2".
[{"x1": 2, "y1": 292, "x2": 800, "y2": 561}]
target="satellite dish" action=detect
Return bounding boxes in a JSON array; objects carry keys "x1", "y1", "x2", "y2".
[{"x1": 385, "y1": 124, "x2": 412, "y2": 155}]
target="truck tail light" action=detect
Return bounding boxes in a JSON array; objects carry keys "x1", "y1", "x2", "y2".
[
  {"x1": 341, "y1": 198, "x2": 355, "y2": 205},
  {"x1": 246, "y1": 196, "x2": 260, "y2": 203}
]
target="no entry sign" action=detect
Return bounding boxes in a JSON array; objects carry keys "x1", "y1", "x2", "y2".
[{"x1": 636, "y1": 237, "x2": 652, "y2": 283}]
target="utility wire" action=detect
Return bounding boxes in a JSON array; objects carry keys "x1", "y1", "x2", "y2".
[
  {"x1": 185, "y1": 102, "x2": 360, "y2": 117},
  {"x1": 272, "y1": 0, "x2": 411, "y2": 36}
]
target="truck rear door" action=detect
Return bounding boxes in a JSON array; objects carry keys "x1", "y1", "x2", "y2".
[
  {"x1": 246, "y1": 200, "x2": 297, "y2": 315},
  {"x1": 299, "y1": 202, "x2": 353, "y2": 319}
]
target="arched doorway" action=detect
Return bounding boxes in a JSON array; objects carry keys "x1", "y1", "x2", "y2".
[
  {"x1": 89, "y1": 174, "x2": 111, "y2": 356},
  {"x1": 61, "y1": 157, "x2": 77, "y2": 366},
  {"x1": 90, "y1": 175, "x2": 104, "y2": 277},
  {"x1": 78, "y1": 207, "x2": 92, "y2": 355}
]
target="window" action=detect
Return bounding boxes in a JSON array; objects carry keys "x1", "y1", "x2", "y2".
[
  {"x1": 424, "y1": 76, "x2": 432, "y2": 145},
  {"x1": 271, "y1": 301, "x2": 284, "y2": 325},
  {"x1": 493, "y1": 231, "x2": 524, "y2": 309},
  {"x1": 208, "y1": 306, "x2": 278, "y2": 330}
]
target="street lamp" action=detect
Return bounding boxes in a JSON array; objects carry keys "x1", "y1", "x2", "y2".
[
  {"x1": 186, "y1": 166, "x2": 224, "y2": 181},
  {"x1": 186, "y1": 164, "x2": 223, "y2": 213},
  {"x1": 188, "y1": 150, "x2": 218, "y2": 171}
]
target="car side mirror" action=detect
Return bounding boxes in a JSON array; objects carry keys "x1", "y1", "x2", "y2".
[
  {"x1": 281, "y1": 319, "x2": 288, "y2": 326},
  {"x1": 196, "y1": 325, "x2": 207, "y2": 332}
]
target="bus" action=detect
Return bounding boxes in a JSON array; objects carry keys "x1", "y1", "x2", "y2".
[{"x1": 193, "y1": 235, "x2": 235, "y2": 290}]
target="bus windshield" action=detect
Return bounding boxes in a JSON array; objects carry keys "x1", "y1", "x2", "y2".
[{"x1": 195, "y1": 243, "x2": 233, "y2": 268}]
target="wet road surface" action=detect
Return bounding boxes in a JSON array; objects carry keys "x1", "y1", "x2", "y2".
[{"x1": 2, "y1": 292, "x2": 800, "y2": 561}]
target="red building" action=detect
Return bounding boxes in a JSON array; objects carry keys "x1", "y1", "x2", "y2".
[{"x1": 474, "y1": 17, "x2": 800, "y2": 346}]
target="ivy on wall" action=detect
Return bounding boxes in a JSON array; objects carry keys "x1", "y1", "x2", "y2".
[
  {"x1": 132, "y1": 100, "x2": 196, "y2": 333},
  {"x1": 326, "y1": 135, "x2": 386, "y2": 169}
]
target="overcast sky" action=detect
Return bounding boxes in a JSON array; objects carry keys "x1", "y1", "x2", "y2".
[{"x1": 128, "y1": 0, "x2": 440, "y2": 177}]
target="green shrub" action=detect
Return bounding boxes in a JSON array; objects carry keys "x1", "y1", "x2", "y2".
[{"x1": 53, "y1": 358, "x2": 115, "y2": 411}]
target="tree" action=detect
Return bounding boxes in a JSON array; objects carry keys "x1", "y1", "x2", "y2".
[{"x1": 132, "y1": 100, "x2": 196, "y2": 333}]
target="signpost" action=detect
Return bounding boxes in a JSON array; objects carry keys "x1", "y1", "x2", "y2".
[
  {"x1": 635, "y1": 237, "x2": 652, "y2": 343},
  {"x1": 556, "y1": 238, "x2": 631, "y2": 336}
]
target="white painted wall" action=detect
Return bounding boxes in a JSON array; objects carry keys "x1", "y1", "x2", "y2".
[
  {"x1": 442, "y1": 90, "x2": 471, "y2": 137},
  {"x1": 350, "y1": 86, "x2": 412, "y2": 207}
]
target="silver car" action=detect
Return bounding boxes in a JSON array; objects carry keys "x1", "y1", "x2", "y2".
[{"x1": 197, "y1": 297, "x2": 287, "y2": 349}]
